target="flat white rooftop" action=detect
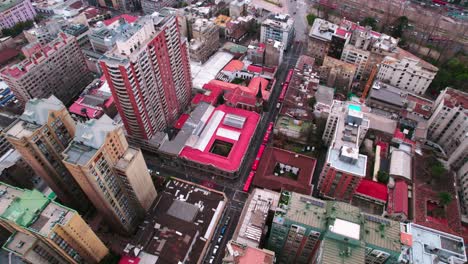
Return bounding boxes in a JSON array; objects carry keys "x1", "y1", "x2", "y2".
[
  {"x1": 329, "y1": 218, "x2": 361, "y2": 240},
  {"x1": 190, "y1": 51, "x2": 233, "y2": 89}
]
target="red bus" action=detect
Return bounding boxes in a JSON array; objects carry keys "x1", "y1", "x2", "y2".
[
  {"x1": 285, "y1": 69, "x2": 294, "y2": 83},
  {"x1": 263, "y1": 122, "x2": 274, "y2": 143},
  {"x1": 267, "y1": 122, "x2": 274, "y2": 132},
  {"x1": 243, "y1": 171, "x2": 255, "y2": 192},
  {"x1": 278, "y1": 83, "x2": 289, "y2": 102},
  {"x1": 252, "y1": 144, "x2": 266, "y2": 171}
]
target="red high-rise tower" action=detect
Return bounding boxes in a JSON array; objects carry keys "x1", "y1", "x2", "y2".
[{"x1": 100, "y1": 14, "x2": 192, "y2": 140}]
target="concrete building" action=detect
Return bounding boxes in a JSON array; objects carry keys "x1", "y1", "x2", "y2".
[
  {"x1": 0, "y1": 183, "x2": 108, "y2": 264},
  {"x1": 232, "y1": 188, "x2": 280, "y2": 248},
  {"x1": 141, "y1": 0, "x2": 177, "y2": 15},
  {"x1": 319, "y1": 55, "x2": 356, "y2": 91},
  {"x1": 0, "y1": 113, "x2": 15, "y2": 157},
  {"x1": 62, "y1": 115, "x2": 157, "y2": 234},
  {"x1": 96, "y1": 0, "x2": 139, "y2": 13},
  {"x1": 260, "y1": 14, "x2": 294, "y2": 51},
  {"x1": 427, "y1": 88, "x2": 467, "y2": 170},
  {"x1": 3, "y1": 96, "x2": 90, "y2": 212},
  {"x1": 340, "y1": 44, "x2": 370, "y2": 80},
  {"x1": 267, "y1": 190, "x2": 402, "y2": 264},
  {"x1": 189, "y1": 18, "x2": 219, "y2": 64},
  {"x1": 100, "y1": 14, "x2": 192, "y2": 141},
  {"x1": 0, "y1": 33, "x2": 92, "y2": 107},
  {"x1": 307, "y1": 18, "x2": 350, "y2": 65},
  {"x1": 376, "y1": 56, "x2": 438, "y2": 95},
  {"x1": 400, "y1": 223, "x2": 466, "y2": 264},
  {"x1": 223, "y1": 240, "x2": 275, "y2": 264},
  {"x1": 24, "y1": 22, "x2": 60, "y2": 45},
  {"x1": 0, "y1": 0, "x2": 36, "y2": 30},
  {"x1": 319, "y1": 101, "x2": 369, "y2": 201},
  {"x1": 229, "y1": 0, "x2": 247, "y2": 18}
]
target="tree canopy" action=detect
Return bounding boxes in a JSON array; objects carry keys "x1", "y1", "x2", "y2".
[
  {"x1": 429, "y1": 57, "x2": 468, "y2": 95},
  {"x1": 361, "y1": 17, "x2": 377, "y2": 30},
  {"x1": 438, "y1": 192, "x2": 452, "y2": 207},
  {"x1": 390, "y1": 16, "x2": 409, "y2": 39},
  {"x1": 307, "y1": 14, "x2": 317, "y2": 26},
  {"x1": 377, "y1": 171, "x2": 389, "y2": 184},
  {"x1": 1, "y1": 20, "x2": 34, "y2": 37}
]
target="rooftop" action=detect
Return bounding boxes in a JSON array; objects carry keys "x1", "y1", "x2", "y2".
[
  {"x1": 63, "y1": 115, "x2": 117, "y2": 166},
  {"x1": 442, "y1": 87, "x2": 468, "y2": 109},
  {"x1": 387, "y1": 180, "x2": 408, "y2": 217},
  {"x1": 274, "y1": 191, "x2": 402, "y2": 258},
  {"x1": 160, "y1": 103, "x2": 259, "y2": 173},
  {"x1": 103, "y1": 14, "x2": 138, "y2": 26},
  {"x1": 233, "y1": 188, "x2": 280, "y2": 248},
  {"x1": 191, "y1": 51, "x2": 234, "y2": 89},
  {"x1": 224, "y1": 240, "x2": 275, "y2": 264},
  {"x1": 389, "y1": 148, "x2": 412, "y2": 181},
  {"x1": 354, "y1": 179, "x2": 388, "y2": 202},
  {"x1": 253, "y1": 147, "x2": 316, "y2": 195},
  {"x1": 125, "y1": 178, "x2": 226, "y2": 264},
  {"x1": 262, "y1": 13, "x2": 294, "y2": 31},
  {"x1": 0, "y1": 183, "x2": 75, "y2": 237},
  {"x1": 69, "y1": 79, "x2": 114, "y2": 119},
  {"x1": 402, "y1": 223, "x2": 467, "y2": 264},
  {"x1": 309, "y1": 18, "x2": 340, "y2": 42},
  {"x1": 0, "y1": 0, "x2": 23, "y2": 12}
]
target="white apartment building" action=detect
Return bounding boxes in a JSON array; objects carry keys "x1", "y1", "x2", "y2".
[
  {"x1": 260, "y1": 13, "x2": 294, "y2": 51},
  {"x1": 376, "y1": 57, "x2": 438, "y2": 95},
  {"x1": 427, "y1": 88, "x2": 467, "y2": 218},
  {"x1": 427, "y1": 88, "x2": 467, "y2": 170}
]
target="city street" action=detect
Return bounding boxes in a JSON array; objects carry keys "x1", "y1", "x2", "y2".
[
  {"x1": 288, "y1": 0, "x2": 310, "y2": 41},
  {"x1": 143, "y1": 40, "x2": 306, "y2": 263}
]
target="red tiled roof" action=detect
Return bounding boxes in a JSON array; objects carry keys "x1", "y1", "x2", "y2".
[
  {"x1": 222, "y1": 60, "x2": 244, "y2": 72},
  {"x1": 69, "y1": 1, "x2": 83, "y2": 9},
  {"x1": 103, "y1": 14, "x2": 138, "y2": 26},
  {"x1": 191, "y1": 85, "x2": 223, "y2": 106},
  {"x1": 253, "y1": 147, "x2": 316, "y2": 195},
  {"x1": 355, "y1": 179, "x2": 388, "y2": 202},
  {"x1": 179, "y1": 105, "x2": 260, "y2": 172},
  {"x1": 335, "y1": 28, "x2": 350, "y2": 37},
  {"x1": 204, "y1": 78, "x2": 271, "y2": 101},
  {"x1": 0, "y1": 48, "x2": 19, "y2": 65},
  {"x1": 247, "y1": 65, "x2": 263, "y2": 73},
  {"x1": 119, "y1": 256, "x2": 140, "y2": 264},
  {"x1": 174, "y1": 114, "x2": 190, "y2": 129},
  {"x1": 444, "y1": 88, "x2": 468, "y2": 109},
  {"x1": 393, "y1": 180, "x2": 408, "y2": 215}
]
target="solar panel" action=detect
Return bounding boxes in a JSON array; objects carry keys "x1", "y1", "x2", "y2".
[
  {"x1": 300, "y1": 197, "x2": 325, "y2": 208},
  {"x1": 365, "y1": 214, "x2": 390, "y2": 225}
]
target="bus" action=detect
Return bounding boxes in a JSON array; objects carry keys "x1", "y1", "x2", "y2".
[
  {"x1": 251, "y1": 144, "x2": 266, "y2": 171},
  {"x1": 242, "y1": 171, "x2": 255, "y2": 192}
]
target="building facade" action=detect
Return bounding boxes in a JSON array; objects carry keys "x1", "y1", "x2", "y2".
[
  {"x1": 0, "y1": 33, "x2": 92, "y2": 107},
  {"x1": 319, "y1": 55, "x2": 356, "y2": 91},
  {"x1": 376, "y1": 57, "x2": 438, "y2": 95},
  {"x1": 100, "y1": 14, "x2": 192, "y2": 141},
  {"x1": 141, "y1": 0, "x2": 177, "y2": 15},
  {"x1": 260, "y1": 14, "x2": 294, "y2": 51},
  {"x1": 0, "y1": 0, "x2": 36, "y2": 30},
  {"x1": 0, "y1": 183, "x2": 108, "y2": 264},
  {"x1": 3, "y1": 96, "x2": 91, "y2": 212},
  {"x1": 189, "y1": 18, "x2": 219, "y2": 63},
  {"x1": 62, "y1": 115, "x2": 157, "y2": 234},
  {"x1": 267, "y1": 190, "x2": 402, "y2": 264}
]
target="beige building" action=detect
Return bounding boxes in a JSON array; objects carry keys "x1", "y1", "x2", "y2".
[
  {"x1": 0, "y1": 33, "x2": 92, "y2": 107},
  {"x1": 3, "y1": 96, "x2": 90, "y2": 212},
  {"x1": 189, "y1": 18, "x2": 219, "y2": 63},
  {"x1": 319, "y1": 55, "x2": 356, "y2": 90},
  {"x1": 62, "y1": 115, "x2": 157, "y2": 234},
  {"x1": 377, "y1": 56, "x2": 438, "y2": 95},
  {"x1": 0, "y1": 183, "x2": 108, "y2": 264}
]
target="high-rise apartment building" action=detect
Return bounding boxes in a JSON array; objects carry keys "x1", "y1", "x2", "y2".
[
  {"x1": 0, "y1": 0, "x2": 36, "y2": 30},
  {"x1": 100, "y1": 14, "x2": 192, "y2": 140},
  {"x1": 260, "y1": 14, "x2": 294, "y2": 51},
  {"x1": 426, "y1": 88, "x2": 467, "y2": 217},
  {"x1": 3, "y1": 96, "x2": 90, "y2": 212},
  {"x1": 319, "y1": 101, "x2": 369, "y2": 201},
  {"x1": 0, "y1": 183, "x2": 109, "y2": 264},
  {"x1": 62, "y1": 115, "x2": 157, "y2": 234},
  {"x1": 0, "y1": 33, "x2": 92, "y2": 107},
  {"x1": 376, "y1": 56, "x2": 438, "y2": 95},
  {"x1": 267, "y1": 190, "x2": 402, "y2": 264}
]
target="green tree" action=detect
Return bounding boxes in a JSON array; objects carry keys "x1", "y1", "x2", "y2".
[
  {"x1": 1, "y1": 20, "x2": 34, "y2": 37},
  {"x1": 99, "y1": 252, "x2": 120, "y2": 264},
  {"x1": 438, "y1": 192, "x2": 452, "y2": 207},
  {"x1": 430, "y1": 161, "x2": 446, "y2": 180},
  {"x1": 390, "y1": 16, "x2": 409, "y2": 38},
  {"x1": 307, "y1": 14, "x2": 317, "y2": 26},
  {"x1": 377, "y1": 171, "x2": 389, "y2": 184},
  {"x1": 361, "y1": 17, "x2": 377, "y2": 29},
  {"x1": 308, "y1": 97, "x2": 316, "y2": 108}
]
